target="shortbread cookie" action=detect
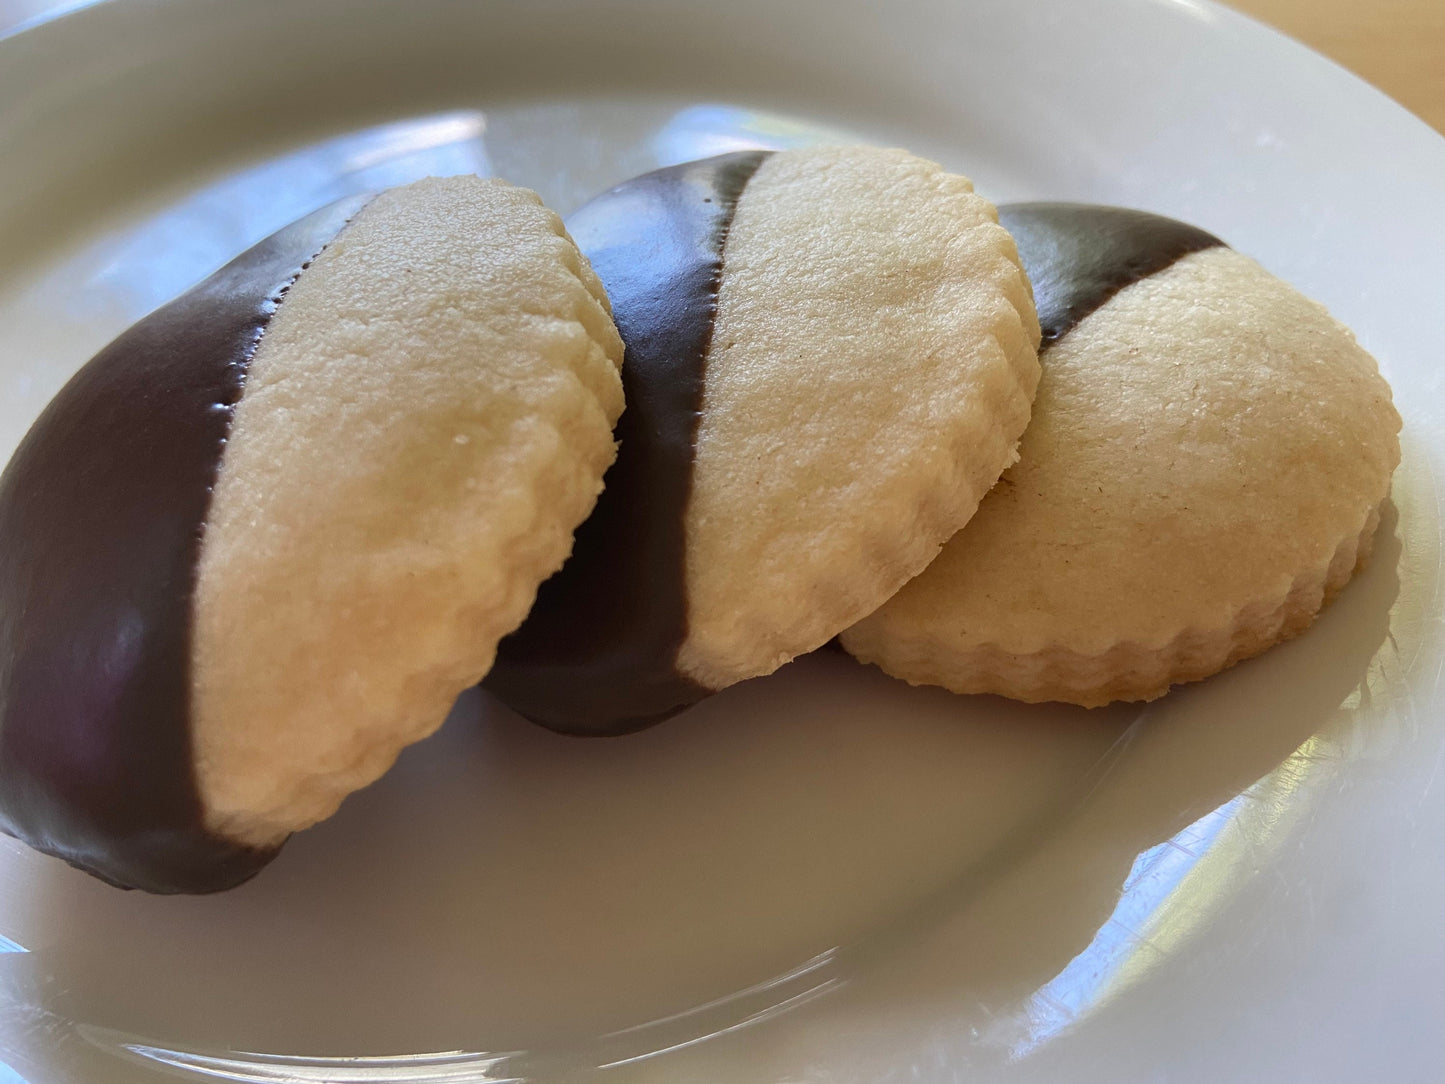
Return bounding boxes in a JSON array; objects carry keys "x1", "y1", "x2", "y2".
[
  {"x1": 0, "y1": 176, "x2": 623, "y2": 892},
  {"x1": 487, "y1": 148, "x2": 1041, "y2": 732},
  {"x1": 843, "y1": 203, "x2": 1401, "y2": 706}
]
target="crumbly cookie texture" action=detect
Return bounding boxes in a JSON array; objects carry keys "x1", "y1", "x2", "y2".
[
  {"x1": 192, "y1": 176, "x2": 623, "y2": 847},
  {"x1": 843, "y1": 245, "x2": 1401, "y2": 705},
  {"x1": 677, "y1": 146, "x2": 1041, "y2": 690}
]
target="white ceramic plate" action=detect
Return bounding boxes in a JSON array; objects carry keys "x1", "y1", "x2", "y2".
[{"x1": 1, "y1": 1, "x2": 1442, "y2": 1081}]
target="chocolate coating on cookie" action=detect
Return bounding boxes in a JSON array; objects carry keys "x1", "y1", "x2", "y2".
[
  {"x1": 486, "y1": 152, "x2": 771, "y2": 735},
  {"x1": 998, "y1": 203, "x2": 1223, "y2": 345},
  {"x1": 0, "y1": 195, "x2": 368, "y2": 893}
]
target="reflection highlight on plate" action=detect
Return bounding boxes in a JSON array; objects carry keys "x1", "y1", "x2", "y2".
[
  {"x1": 1158, "y1": 0, "x2": 1218, "y2": 23},
  {"x1": 0, "y1": 0, "x2": 109, "y2": 42},
  {"x1": 651, "y1": 104, "x2": 860, "y2": 165},
  {"x1": 77, "y1": 947, "x2": 851, "y2": 1080},
  {"x1": 78, "y1": 111, "x2": 489, "y2": 320},
  {"x1": 592, "y1": 950, "x2": 844, "y2": 1070},
  {"x1": 97, "y1": 1034, "x2": 523, "y2": 1084},
  {"x1": 1007, "y1": 775, "x2": 1286, "y2": 1058}
]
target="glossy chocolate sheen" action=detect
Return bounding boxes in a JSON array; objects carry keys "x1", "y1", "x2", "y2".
[
  {"x1": 998, "y1": 203, "x2": 1224, "y2": 346},
  {"x1": 486, "y1": 152, "x2": 772, "y2": 735},
  {"x1": 0, "y1": 195, "x2": 369, "y2": 893}
]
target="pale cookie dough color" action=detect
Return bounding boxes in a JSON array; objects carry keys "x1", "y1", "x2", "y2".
[
  {"x1": 0, "y1": 177, "x2": 623, "y2": 892},
  {"x1": 488, "y1": 148, "x2": 1041, "y2": 733},
  {"x1": 842, "y1": 203, "x2": 1402, "y2": 706}
]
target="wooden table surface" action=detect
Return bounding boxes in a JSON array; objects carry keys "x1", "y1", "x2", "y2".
[
  {"x1": 1229, "y1": 0, "x2": 1445, "y2": 132},
  {"x1": 0, "y1": 0, "x2": 1441, "y2": 132}
]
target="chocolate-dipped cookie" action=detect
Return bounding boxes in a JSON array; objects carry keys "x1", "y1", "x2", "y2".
[
  {"x1": 0, "y1": 176, "x2": 623, "y2": 892},
  {"x1": 487, "y1": 147, "x2": 1041, "y2": 733},
  {"x1": 842, "y1": 203, "x2": 1401, "y2": 706}
]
